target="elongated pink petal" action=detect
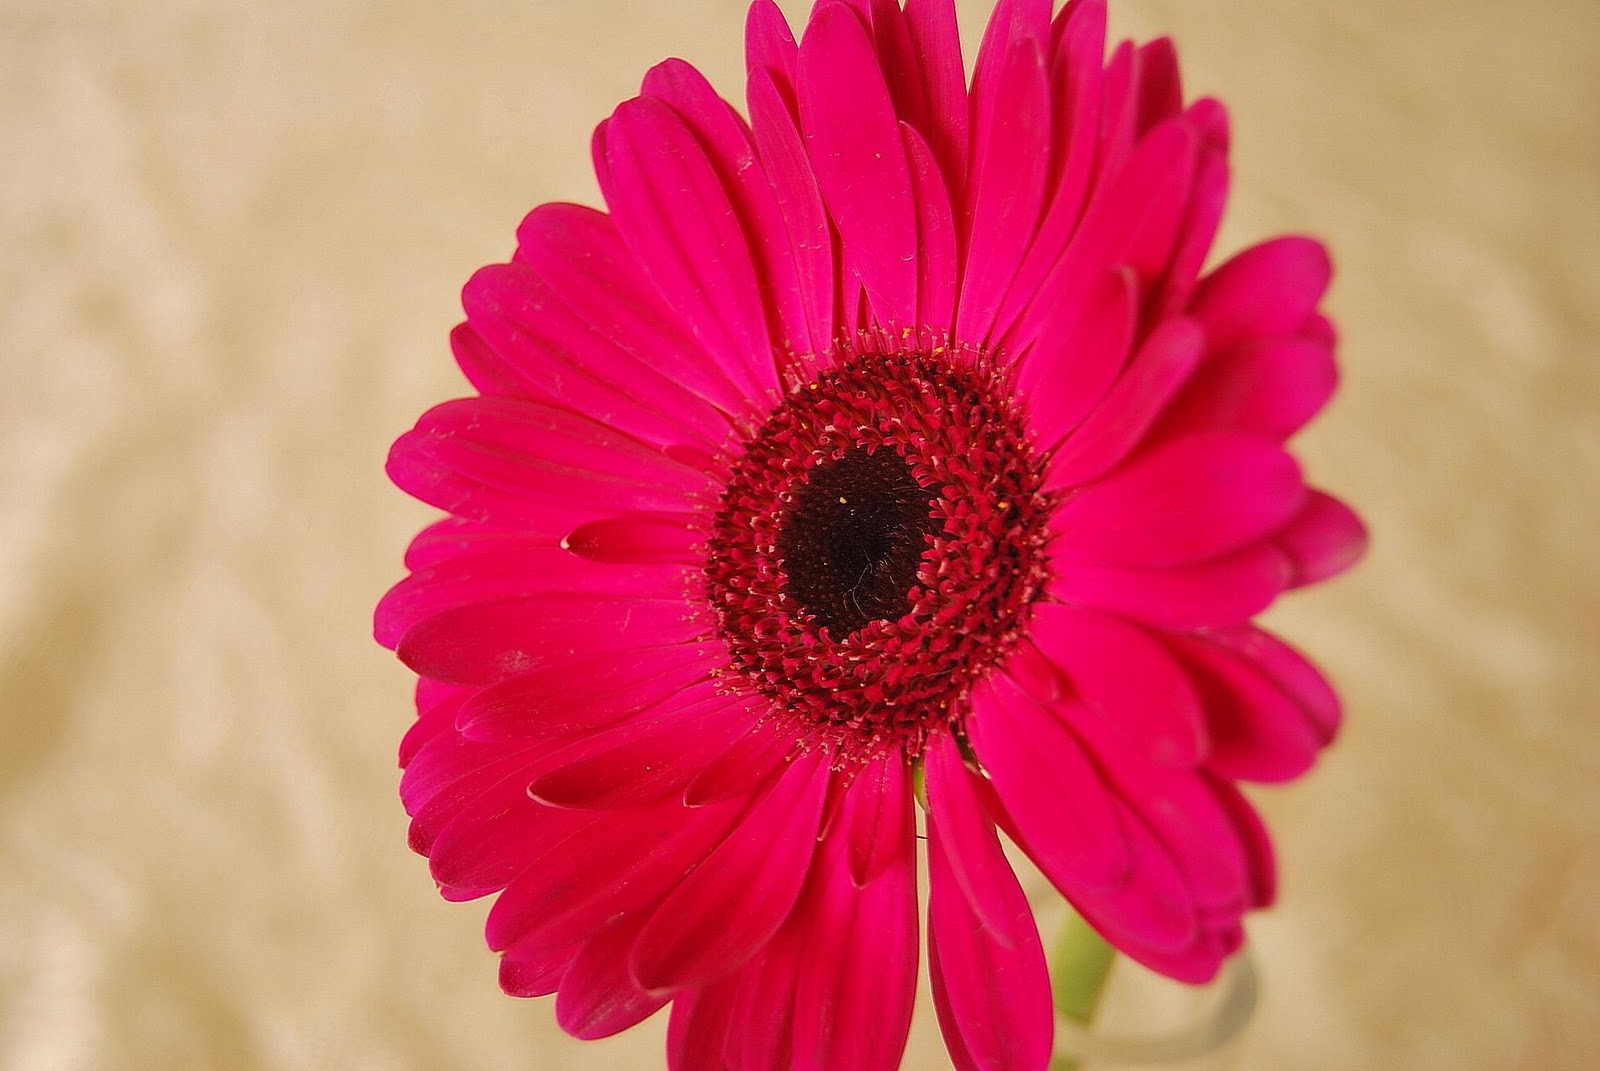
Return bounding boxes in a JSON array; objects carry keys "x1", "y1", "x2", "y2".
[
  {"x1": 1015, "y1": 267, "x2": 1136, "y2": 445},
  {"x1": 631, "y1": 753, "x2": 831, "y2": 993},
  {"x1": 511, "y1": 202, "x2": 752, "y2": 421},
  {"x1": 791, "y1": 830, "x2": 919, "y2": 1071},
  {"x1": 841, "y1": 746, "x2": 913, "y2": 886},
  {"x1": 681, "y1": 722, "x2": 792, "y2": 806},
  {"x1": 557, "y1": 912, "x2": 670, "y2": 1040},
  {"x1": 463, "y1": 262, "x2": 730, "y2": 449},
  {"x1": 1168, "y1": 635, "x2": 1325, "y2": 783},
  {"x1": 397, "y1": 594, "x2": 706, "y2": 688},
  {"x1": 1207, "y1": 776, "x2": 1277, "y2": 907},
  {"x1": 1191, "y1": 236, "x2": 1332, "y2": 352},
  {"x1": 902, "y1": 123, "x2": 959, "y2": 333},
  {"x1": 375, "y1": 545, "x2": 692, "y2": 650},
  {"x1": 927, "y1": 804, "x2": 1053, "y2": 1071},
  {"x1": 402, "y1": 517, "x2": 524, "y2": 572},
  {"x1": 499, "y1": 938, "x2": 579, "y2": 999},
  {"x1": 1026, "y1": 603, "x2": 1207, "y2": 767},
  {"x1": 561, "y1": 516, "x2": 704, "y2": 564},
  {"x1": 1162, "y1": 336, "x2": 1337, "y2": 441},
  {"x1": 728, "y1": 923, "x2": 807, "y2": 1071},
  {"x1": 1050, "y1": 432, "x2": 1305, "y2": 568},
  {"x1": 1049, "y1": 544, "x2": 1290, "y2": 630},
  {"x1": 924, "y1": 732, "x2": 1015, "y2": 937},
  {"x1": 1205, "y1": 625, "x2": 1343, "y2": 745},
  {"x1": 903, "y1": 0, "x2": 969, "y2": 199},
  {"x1": 1274, "y1": 490, "x2": 1368, "y2": 589},
  {"x1": 667, "y1": 982, "x2": 740, "y2": 1071},
  {"x1": 601, "y1": 96, "x2": 778, "y2": 403},
  {"x1": 871, "y1": 0, "x2": 929, "y2": 131},
  {"x1": 1152, "y1": 101, "x2": 1229, "y2": 318},
  {"x1": 528, "y1": 687, "x2": 762, "y2": 809},
  {"x1": 957, "y1": 27, "x2": 1050, "y2": 345},
  {"x1": 1135, "y1": 37, "x2": 1183, "y2": 132},
  {"x1": 456, "y1": 645, "x2": 720, "y2": 743},
  {"x1": 1047, "y1": 316, "x2": 1205, "y2": 489},
  {"x1": 745, "y1": 0, "x2": 799, "y2": 91},
  {"x1": 485, "y1": 797, "x2": 744, "y2": 955},
  {"x1": 644, "y1": 59, "x2": 815, "y2": 361},
  {"x1": 399, "y1": 681, "x2": 472, "y2": 768},
  {"x1": 426, "y1": 778, "x2": 594, "y2": 894},
  {"x1": 1064, "y1": 796, "x2": 1199, "y2": 955},
  {"x1": 746, "y1": 67, "x2": 836, "y2": 360},
  {"x1": 967, "y1": 672, "x2": 1128, "y2": 892},
  {"x1": 799, "y1": 3, "x2": 919, "y2": 327}
]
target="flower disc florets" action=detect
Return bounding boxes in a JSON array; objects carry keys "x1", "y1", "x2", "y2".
[{"x1": 705, "y1": 333, "x2": 1054, "y2": 760}]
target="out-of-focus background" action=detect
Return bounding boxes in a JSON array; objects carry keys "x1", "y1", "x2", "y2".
[{"x1": 2, "y1": 1, "x2": 1596, "y2": 1068}]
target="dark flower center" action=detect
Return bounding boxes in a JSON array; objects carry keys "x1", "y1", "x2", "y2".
[
  {"x1": 704, "y1": 337, "x2": 1054, "y2": 762},
  {"x1": 775, "y1": 447, "x2": 940, "y2": 637}
]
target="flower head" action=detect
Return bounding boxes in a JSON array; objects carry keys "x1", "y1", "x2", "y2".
[{"x1": 378, "y1": 1, "x2": 1367, "y2": 1068}]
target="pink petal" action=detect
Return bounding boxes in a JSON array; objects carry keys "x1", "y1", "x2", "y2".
[
  {"x1": 385, "y1": 396, "x2": 716, "y2": 534},
  {"x1": 1207, "y1": 776, "x2": 1278, "y2": 907},
  {"x1": 903, "y1": 0, "x2": 969, "y2": 200},
  {"x1": 631, "y1": 753, "x2": 831, "y2": 993},
  {"x1": 1152, "y1": 102, "x2": 1229, "y2": 319},
  {"x1": 1090, "y1": 41, "x2": 1139, "y2": 196},
  {"x1": 601, "y1": 96, "x2": 778, "y2": 403},
  {"x1": 511, "y1": 202, "x2": 753, "y2": 421},
  {"x1": 375, "y1": 544, "x2": 691, "y2": 650},
  {"x1": 426, "y1": 782, "x2": 593, "y2": 894},
  {"x1": 791, "y1": 831, "x2": 919, "y2": 1071},
  {"x1": 485, "y1": 797, "x2": 744, "y2": 956},
  {"x1": 644, "y1": 59, "x2": 816, "y2": 361},
  {"x1": 402, "y1": 516, "x2": 523, "y2": 572},
  {"x1": 667, "y1": 982, "x2": 740, "y2": 1071},
  {"x1": 745, "y1": 0, "x2": 799, "y2": 91},
  {"x1": 727, "y1": 924, "x2": 807, "y2": 1071},
  {"x1": 923, "y1": 732, "x2": 1016, "y2": 937},
  {"x1": 1162, "y1": 336, "x2": 1338, "y2": 442},
  {"x1": 499, "y1": 938, "x2": 579, "y2": 999},
  {"x1": 1026, "y1": 603, "x2": 1207, "y2": 767},
  {"x1": 841, "y1": 746, "x2": 913, "y2": 886},
  {"x1": 1134, "y1": 37, "x2": 1183, "y2": 133},
  {"x1": 927, "y1": 804, "x2": 1053, "y2": 1071},
  {"x1": 902, "y1": 123, "x2": 959, "y2": 333},
  {"x1": 562, "y1": 516, "x2": 704, "y2": 564},
  {"x1": 1048, "y1": 544, "x2": 1290, "y2": 631},
  {"x1": 1050, "y1": 432, "x2": 1306, "y2": 568},
  {"x1": 798, "y1": 3, "x2": 919, "y2": 327},
  {"x1": 462, "y1": 262, "x2": 730, "y2": 449},
  {"x1": 967, "y1": 672, "x2": 1128, "y2": 892},
  {"x1": 1015, "y1": 267, "x2": 1137, "y2": 447},
  {"x1": 528, "y1": 686, "x2": 762, "y2": 809},
  {"x1": 1205, "y1": 625, "x2": 1343, "y2": 745},
  {"x1": 449, "y1": 320, "x2": 522, "y2": 399},
  {"x1": 455, "y1": 643, "x2": 721, "y2": 743},
  {"x1": 1167, "y1": 635, "x2": 1325, "y2": 783},
  {"x1": 681, "y1": 721, "x2": 792, "y2": 806},
  {"x1": 1047, "y1": 316, "x2": 1206, "y2": 489},
  {"x1": 1274, "y1": 490, "x2": 1368, "y2": 589},
  {"x1": 870, "y1": 0, "x2": 929, "y2": 132},
  {"x1": 399, "y1": 681, "x2": 472, "y2": 768},
  {"x1": 1191, "y1": 236, "x2": 1332, "y2": 353},
  {"x1": 1064, "y1": 797, "x2": 1199, "y2": 955},
  {"x1": 746, "y1": 67, "x2": 836, "y2": 360},
  {"x1": 958, "y1": 9, "x2": 1050, "y2": 345},
  {"x1": 396, "y1": 594, "x2": 706, "y2": 688},
  {"x1": 556, "y1": 912, "x2": 670, "y2": 1040}
]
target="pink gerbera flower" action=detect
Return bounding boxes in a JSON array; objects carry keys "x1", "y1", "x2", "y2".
[{"x1": 377, "y1": 1, "x2": 1367, "y2": 1068}]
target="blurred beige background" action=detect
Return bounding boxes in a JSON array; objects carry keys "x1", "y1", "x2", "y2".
[{"x1": 2, "y1": 1, "x2": 1596, "y2": 1068}]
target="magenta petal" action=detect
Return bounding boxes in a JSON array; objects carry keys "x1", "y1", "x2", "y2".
[
  {"x1": 903, "y1": 0, "x2": 969, "y2": 200},
  {"x1": 927, "y1": 804, "x2": 1053, "y2": 1071},
  {"x1": 1153, "y1": 112, "x2": 1229, "y2": 319},
  {"x1": 791, "y1": 833, "x2": 919, "y2": 1071},
  {"x1": 682, "y1": 722, "x2": 792, "y2": 806},
  {"x1": 528, "y1": 686, "x2": 761, "y2": 809},
  {"x1": 1205, "y1": 625, "x2": 1342, "y2": 745},
  {"x1": 871, "y1": 0, "x2": 930, "y2": 132},
  {"x1": 455, "y1": 643, "x2": 719, "y2": 743},
  {"x1": 902, "y1": 123, "x2": 959, "y2": 333},
  {"x1": 1065, "y1": 798, "x2": 1199, "y2": 955},
  {"x1": 1168, "y1": 635, "x2": 1325, "y2": 783},
  {"x1": 1163, "y1": 336, "x2": 1338, "y2": 442},
  {"x1": 631, "y1": 753, "x2": 831, "y2": 993},
  {"x1": 1134, "y1": 37, "x2": 1183, "y2": 132},
  {"x1": 562, "y1": 516, "x2": 704, "y2": 564},
  {"x1": 601, "y1": 96, "x2": 779, "y2": 403},
  {"x1": 667, "y1": 982, "x2": 740, "y2": 1071},
  {"x1": 841, "y1": 746, "x2": 913, "y2": 886},
  {"x1": 399, "y1": 681, "x2": 472, "y2": 768},
  {"x1": 397, "y1": 594, "x2": 705, "y2": 688},
  {"x1": 725, "y1": 924, "x2": 805, "y2": 1071},
  {"x1": 499, "y1": 939, "x2": 579, "y2": 999},
  {"x1": 1191, "y1": 236, "x2": 1332, "y2": 352},
  {"x1": 1016, "y1": 267, "x2": 1137, "y2": 446},
  {"x1": 1047, "y1": 316, "x2": 1206, "y2": 489},
  {"x1": 924, "y1": 732, "x2": 1016, "y2": 938},
  {"x1": 1049, "y1": 545, "x2": 1290, "y2": 630},
  {"x1": 1274, "y1": 490, "x2": 1368, "y2": 589},
  {"x1": 798, "y1": 3, "x2": 919, "y2": 327},
  {"x1": 967, "y1": 673, "x2": 1128, "y2": 892},
  {"x1": 1051, "y1": 432, "x2": 1306, "y2": 568},
  {"x1": 1026, "y1": 603, "x2": 1207, "y2": 767},
  {"x1": 745, "y1": 0, "x2": 799, "y2": 90},
  {"x1": 747, "y1": 67, "x2": 836, "y2": 360},
  {"x1": 1208, "y1": 776, "x2": 1278, "y2": 908},
  {"x1": 556, "y1": 912, "x2": 671, "y2": 1040},
  {"x1": 957, "y1": 29, "x2": 1050, "y2": 346}
]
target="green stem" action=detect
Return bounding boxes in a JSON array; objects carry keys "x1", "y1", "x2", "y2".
[{"x1": 1048, "y1": 909, "x2": 1117, "y2": 1071}]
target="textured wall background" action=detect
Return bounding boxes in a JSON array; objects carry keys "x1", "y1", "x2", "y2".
[{"x1": 2, "y1": 1, "x2": 1596, "y2": 1068}]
